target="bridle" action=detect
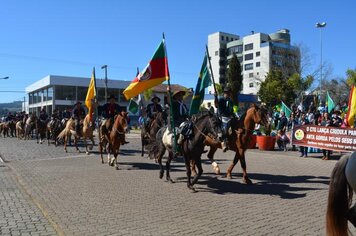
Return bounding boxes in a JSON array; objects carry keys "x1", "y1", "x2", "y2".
[{"x1": 193, "y1": 115, "x2": 219, "y2": 141}]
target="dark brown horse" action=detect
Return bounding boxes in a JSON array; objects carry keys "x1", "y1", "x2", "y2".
[
  {"x1": 140, "y1": 111, "x2": 167, "y2": 158},
  {"x1": 36, "y1": 119, "x2": 48, "y2": 144},
  {"x1": 106, "y1": 112, "x2": 128, "y2": 169},
  {"x1": 47, "y1": 118, "x2": 63, "y2": 146},
  {"x1": 149, "y1": 112, "x2": 222, "y2": 191},
  {"x1": 208, "y1": 104, "x2": 269, "y2": 184},
  {"x1": 326, "y1": 153, "x2": 356, "y2": 236}
]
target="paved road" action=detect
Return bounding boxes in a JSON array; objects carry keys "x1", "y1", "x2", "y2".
[{"x1": 0, "y1": 131, "x2": 355, "y2": 235}]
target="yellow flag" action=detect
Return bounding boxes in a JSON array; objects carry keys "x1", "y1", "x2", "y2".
[
  {"x1": 85, "y1": 68, "x2": 97, "y2": 121},
  {"x1": 347, "y1": 85, "x2": 356, "y2": 127}
]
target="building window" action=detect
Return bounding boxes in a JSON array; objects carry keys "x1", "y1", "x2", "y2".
[
  {"x1": 221, "y1": 36, "x2": 224, "y2": 41},
  {"x1": 55, "y1": 86, "x2": 76, "y2": 100},
  {"x1": 226, "y1": 36, "x2": 229, "y2": 41},
  {"x1": 256, "y1": 62, "x2": 261, "y2": 67},
  {"x1": 215, "y1": 51, "x2": 218, "y2": 56},
  {"x1": 244, "y1": 53, "x2": 253, "y2": 61},
  {"x1": 47, "y1": 87, "x2": 53, "y2": 101},
  {"x1": 249, "y1": 73, "x2": 254, "y2": 78},
  {"x1": 249, "y1": 83, "x2": 254, "y2": 88},
  {"x1": 256, "y1": 51, "x2": 260, "y2": 57},
  {"x1": 244, "y1": 63, "x2": 253, "y2": 71},
  {"x1": 245, "y1": 43, "x2": 253, "y2": 51}
]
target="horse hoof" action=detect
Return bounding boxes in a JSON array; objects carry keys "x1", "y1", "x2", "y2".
[
  {"x1": 167, "y1": 178, "x2": 175, "y2": 183},
  {"x1": 86, "y1": 152, "x2": 89, "y2": 155},
  {"x1": 214, "y1": 167, "x2": 221, "y2": 175},
  {"x1": 243, "y1": 178, "x2": 253, "y2": 185},
  {"x1": 101, "y1": 160, "x2": 104, "y2": 164},
  {"x1": 115, "y1": 166, "x2": 119, "y2": 170},
  {"x1": 159, "y1": 172, "x2": 164, "y2": 179},
  {"x1": 226, "y1": 173, "x2": 232, "y2": 179},
  {"x1": 188, "y1": 186, "x2": 197, "y2": 193}
]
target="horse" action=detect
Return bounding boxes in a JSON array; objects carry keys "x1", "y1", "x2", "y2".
[
  {"x1": 24, "y1": 115, "x2": 36, "y2": 140},
  {"x1": 46, "y1": 118, "x2": 63, "y2": 146},
  {"x1": 0, "y1": 122, "x2": 9, "y2": 138},
  {"x1": 206, "y1": 104, "x2": 269, "y2": 184},
  {"x1": 16, "y1": 120, "x2": 25, "y2": 139},
  {"x1": 149, "y1": 111, "x2": 222, "y2": 191},
  {"x1": 57, "y1": 115, "x2": 95, "y2": 154},
  {"x1": 140, "y1": 111, "x2": 167, "y2": 158},
  {"x1": 35, "y1": 119, "x2": 48, "y2": 144},
  {"x1": 7, "y1": 120, "x2": 16, "y2": 137},
  {"x1": 326, "y1": 152, "x2": 356, "y2": 236},
  {"x1": 106, "y1": 112, "x2": 128, "y2": 169}
]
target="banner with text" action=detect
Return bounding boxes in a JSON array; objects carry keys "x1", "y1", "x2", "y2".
[{"x1": 292, "y1": 125, "x2": 356, "y2": 152}]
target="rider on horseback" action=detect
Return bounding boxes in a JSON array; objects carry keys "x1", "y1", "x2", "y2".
[
  {"x1": 39, "y1": 108, "x2": 49, "y2": 123},
  {"x1": 145, "y1": 94, "x2": 163, "y2": 131},
  {"x1": 99, "y1": 94, "x2": 129, "y2": 144},
  {"x1": 215, "y1": 87, "x2": 235, "y2": 152},
  {"x1": 72, "y1": 101, "x2": 86, "y2": 135}
]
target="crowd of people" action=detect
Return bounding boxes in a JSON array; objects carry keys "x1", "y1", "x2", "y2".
[{"x1": 273, "y1": 101, "x2": 348, "y2": 160}]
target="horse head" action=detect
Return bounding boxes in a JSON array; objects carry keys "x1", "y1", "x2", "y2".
[
  {"x1": 194, "y1": 112, "x2": 222, "y2": 141},
  {"x1": 247, "y1": 104, "x2": 269, "y2": 128}
]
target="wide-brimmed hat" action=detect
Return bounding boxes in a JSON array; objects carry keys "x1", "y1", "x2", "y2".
[
  {"x1": 173, "y1": 90, "x2": 186, "y2": 98},
  {"x1": 151, "y1": 94, "x2": 161, "y2": 102}
]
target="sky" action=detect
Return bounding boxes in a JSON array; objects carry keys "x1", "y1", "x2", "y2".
[{"x1": 0, "y1": 0, "x2": 355, "y2": 103}]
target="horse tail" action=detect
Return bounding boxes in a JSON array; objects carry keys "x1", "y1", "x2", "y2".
[
  {"x1": 57, "y1": 128, "x2": 68, "y2": 140},
  {"x1": 326, "y1": 154, "x2": 353, "y2": 236}
]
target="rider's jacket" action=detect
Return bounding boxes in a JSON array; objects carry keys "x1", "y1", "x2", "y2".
[
  {"x1": 100, "y1": 103, "x2": 122, "y2": 119},
  {"x1": 146, "y1": 103, "x2": 163, "y2": 119},
  {"x1": 72, "y1": 106, "x2": 86, "y2": 119},
  {"x1": 172, "y1": 100, "x2": 189, "y2": 126},
  {"x1": 39, "y1": 112, "x2": 48, "y2": 121},
  {"x1": 218, "y1": 97, "x2": 234, "y2": 117}
]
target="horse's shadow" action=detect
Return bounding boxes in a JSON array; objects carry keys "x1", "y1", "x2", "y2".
[
  {"x1": 175, "y1": 172, "x2": 330, "y2": 199},
  {"x1": 120, "y1": 161, "x2": 186, "y2": 172}
]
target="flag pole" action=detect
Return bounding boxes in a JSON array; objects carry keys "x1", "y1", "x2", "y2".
[
  {"x1": 93, "y1": 67, "x2": 98, "y2": 125},
  {"x1": 163, "y1": 33, "x2": 178, "y2": 155},
  {"x1": 206, "y1": 45, "x2": 218, "y2": 102}
]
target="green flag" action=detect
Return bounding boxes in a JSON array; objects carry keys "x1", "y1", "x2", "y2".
[
  {"x1": 128, "y1": 94, "x2": 142, "y2": 114},
  {"x1": 189, "y1": 54, "x2": 211, "y2": 115},
  {"x1": 281, "y1": 101, "x2": 292, "y2": 118},
  {"x1": 326, "y1": 91, "x2": 335, "y2": 113}
]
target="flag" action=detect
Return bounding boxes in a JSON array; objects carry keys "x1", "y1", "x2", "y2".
[
  {"x1": 189, "y1": 55, "x2": 211, "y2": 115},
  {"x1": 326, "y1": 91, "x2": 335, "y2": 113},
  {"x1": 123, "y1": 40, "x2": 169, "y2": 100},
  {"x1": 85, "y1": 68, "x2": 97, "y2": 121},
  {"x1": 281, "y1": 101, "x2": 292, "y2": 118},
  {"x1": 128, "y1": 94, "x2": 142, "y2": 114},
  {"x1": 346, "y1": 85, "x2": 356, "y2": 126}
]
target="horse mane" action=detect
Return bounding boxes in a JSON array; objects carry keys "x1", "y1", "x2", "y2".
[
  {"x1": 192, "y1": 111, "x2": 211, "y2": 121},
  {"x1": 327, "y1": 154, "x2": 353, "y2": 236}
]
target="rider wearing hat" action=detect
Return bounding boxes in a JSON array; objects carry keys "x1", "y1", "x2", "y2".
[
  {"x1": 145, "y1": 94, "x2": 163, "y2": 130},
  {"x1": 72, "y1": 101, "x2": 86, "y2": 134},
  {"x1": 39, "y1": 107, "x2": 49, "y2": 123},
  {"x1": 215, "y1": 87, "x2": 235, "y2": 152},
  {"x1": 171, "y1": 90, "x2": 189, "y2": 127},
  {"x1": 99, "y1": 94, "x2": 128, "y2": 144}
]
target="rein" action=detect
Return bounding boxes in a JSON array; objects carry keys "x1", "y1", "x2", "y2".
[{"x1": 193, "y1": 115, "x2": 218, "y2": 140}]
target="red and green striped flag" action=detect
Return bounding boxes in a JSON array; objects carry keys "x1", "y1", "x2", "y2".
[{"x1": 123, "y1": 40, "x2": 169, "y2": 100}]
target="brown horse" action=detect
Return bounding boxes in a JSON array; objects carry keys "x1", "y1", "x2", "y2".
[
  {"x1": 57, "y1": 115, "x2": 95, "y2": 154},
  {"x1": 36, "y1": 119, "x2": 48, "y2": 144},
  {"x1": 106, "y1": 112, "x2": 128, "y2": 169},
  {"x1": 16, "y1": 120, "x2": 25, "y2": 139},
  {"x1": 140, "y1": 111, "x2": 167, "y2": 158},
  {"x1": 24, "y1": 115, "x2": 36, "y2": 140},
  {"x1": 326, "y1": 152, "x2": 356, "y2": 236},
  {"x1": 149, "y1": 112, "x2": 222, "y2": 191},
  {"x1": 207, "y1": 104, "x2": 269, "y2": 184}
]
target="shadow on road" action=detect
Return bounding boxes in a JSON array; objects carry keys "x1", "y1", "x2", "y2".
[{"x1": 175, "y1": 173, "x2": 329, "y2": 199}]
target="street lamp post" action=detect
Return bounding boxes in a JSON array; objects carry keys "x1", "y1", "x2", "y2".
[
  {"x1": 101, "y1": 65, "x2": 108, "y2": 103},
  {"x1": 315, "y1": 22, "x2": 326, "y2": 102},
  {"x1": 0, "y1": 76, "x2": 9, "y2": 80}
]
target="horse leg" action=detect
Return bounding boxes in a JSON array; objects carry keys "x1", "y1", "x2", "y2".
[
  {"x1": 64, "y1": 134, "x2": 68, "y2": 152},
  {"x1": 226, "y1": 152, "x2": 240, "y2": 179},
  {"x1": 75, "y1": 136, "x2": 80, "y2": 153},
  {"x1": 99, "y1": 141, "x2": 104, "y2": 164},
  {"x1": 184, "y1": 157, "x2": 195, "y2": 192},
  {"x1": 114, "y1": 149, "x2": 119, "y2": 170},
  {"x1": 207, "y1": 146, "x2": 220, "y2": 175},
  {"x1": 166, "y1": 151, "x2": 174, "y2": 183},
  {"x1": 84, "y1": 136, "x2": 89, "y2": 155},
  {"x1": 239, "y1": 150, "x2": 252, "y2": 184},
  {"x1": 191, "y1": 156, "x2": 203, "y2": 187},
  {"x1": 141, "y1": 135, "x2": 145, "y2": 157},
  {"x1": 157, "y1": 147, "x2": 165, "y2": 179},
  {"x1": 190, "y1": 160, "x2": 197, "y2": 177}
]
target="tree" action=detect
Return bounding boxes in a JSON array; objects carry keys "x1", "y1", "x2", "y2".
[
  {"x1": 346, "y1": 68, "x2": 356, "y2": 86},
  {"x1": 226, "y1": 53, "x2": 243, "y2": 105},
  {"x1": 214, "y1": 83, "x2": 223, "y2": 96},
  {"x1": 258, "y1": 70, "x2": 313, "y2": 107}
]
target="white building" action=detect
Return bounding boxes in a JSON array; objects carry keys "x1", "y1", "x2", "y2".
[
  {"x1": 25, "y1": 75, "x2": 131, "y2": 115},
  {"x1": 208, "y1": 29, "x2": 299, "y2": 95}
]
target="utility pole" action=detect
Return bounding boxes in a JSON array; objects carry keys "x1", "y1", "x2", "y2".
[{"x1": 101, "y1": 65, "x2": 108, "y2": 103}]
